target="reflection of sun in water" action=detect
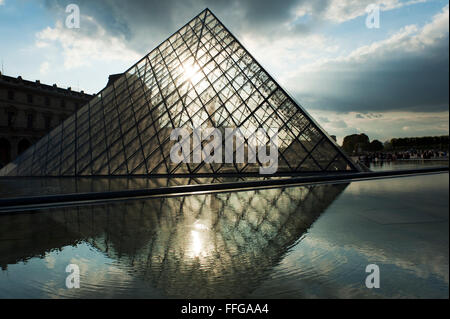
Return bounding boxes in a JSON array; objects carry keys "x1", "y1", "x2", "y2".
[
  {"x1": 193, "y1": 221, "x2": 209, "y2": 231},
  {"x1": 188, "y1": 221, "x2": 211, "y2": 259},
  {"x1": 191, "y1": 230, "x2": 202, "y2": 257}
]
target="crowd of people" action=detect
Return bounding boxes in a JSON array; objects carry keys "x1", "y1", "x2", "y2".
[{"x1": 358, "y1": 150, "x2": 448, "y2": 165}]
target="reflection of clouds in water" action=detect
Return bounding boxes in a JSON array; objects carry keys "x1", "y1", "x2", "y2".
[
  {"x1": 266, "y1": 177, "x2": 448, "y2": 298},
  {"x1": 44, "y1": 247, "x2": 147, "y2": 298},
  {"x1": 346, "y1": 173, "x2": 448, "y2": 195},
  {"x1": 251, "y1": 233, "x2": 447, "y2": 298},
  {"x1": 44, "y1": 254, "x2": 56, "y2": 270},
  {"x1": 0, "y1": 174, "x2": 447, "y2": 298},
  {"x1": 69, "y1": 257, "x2": 90, "y2": 275},
  {"x1": 337, "y1": 175, "x2": 449, "y2": 286},
  {"x1": 351, "y1": 242, "x2": 448, "y2": 285},
  {"x1": 273, "y1": 226, "x2": 448, "y2": 298}
]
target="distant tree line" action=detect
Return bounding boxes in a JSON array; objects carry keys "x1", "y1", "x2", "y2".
[
  {"x1": 388, "y1": 136, "x2": 449, "y2": 151},
  {"x1": 341, "y1": 134, "x2": 449, "y2": 154}
]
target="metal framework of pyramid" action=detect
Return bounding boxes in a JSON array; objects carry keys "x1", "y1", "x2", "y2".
[{"x1": 0, "y1": 8, "x2": 357, "y2": 177}]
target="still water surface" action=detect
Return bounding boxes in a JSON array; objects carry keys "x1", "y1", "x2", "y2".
[
  {"x1": 0, "y1": 171, "x2": 447, "y2": 298},
  {"x1": 369, "y1": 159, "x2": 448, "y2": 171}
]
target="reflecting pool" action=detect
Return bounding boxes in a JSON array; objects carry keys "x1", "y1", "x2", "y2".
[
  {"x1": 0, "y1": 173, "x2": 448, "y2": 298},
  {"x1": 369, "y1": 159, "x2": 448, "y2": 171}
]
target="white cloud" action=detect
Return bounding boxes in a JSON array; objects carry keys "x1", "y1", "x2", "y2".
[
  {"x1": 35, "y1": 15, "x2": 141, "y2": 70},
  {"x1": 241, "y1": 32, "x2": 340, "y2": 82},
  {"x1": 294, "y1": 4, "x2": 449, "y2": 74},
  {"x1": 0, "y1": 0, "x2": 4, "y2": 6},
  {"x1": 44, "y1": 254, "x2": 56, "y2": 269},
  {"x1": 295, "y1": 0, "x2": 428, "y2": 23},
  {"x1": 349, "y1": 4, "x2": 449, "y2": 57},
  {"x1": 311, "y1": 110, "x2": 449, "y2": 144},
  {"x1": 39, "y1": 61, "x2": 50, "y2": 75}
]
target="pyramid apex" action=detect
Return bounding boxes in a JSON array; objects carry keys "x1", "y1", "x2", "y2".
[{"x1": 202, "y1": 8, "x2": 215, "y2": 16}]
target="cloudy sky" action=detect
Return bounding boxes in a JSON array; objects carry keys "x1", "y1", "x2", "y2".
[{"x1": 0, "y1": 0, "x2": 448, "y2": 143}]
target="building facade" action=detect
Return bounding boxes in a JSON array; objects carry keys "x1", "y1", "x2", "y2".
[{"x1": 0, "y1": 72, "x2": 92, "y2": 168}]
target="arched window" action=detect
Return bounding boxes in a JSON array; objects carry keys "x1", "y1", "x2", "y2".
[{"x1": 0, "y1": 138, "x2": 11, "y2": 167}]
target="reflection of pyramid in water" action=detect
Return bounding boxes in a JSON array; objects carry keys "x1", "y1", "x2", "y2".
[
  {"x1": 0, "y1": 9, "x2": 356, "y2": 177},
  {"x1": 0, "y1": 183, "x2": 348, "y2": 298}
]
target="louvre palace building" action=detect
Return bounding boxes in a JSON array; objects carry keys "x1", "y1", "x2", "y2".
[{"x1": 0, "y1": 72, "x2": 92, "y2": 168}]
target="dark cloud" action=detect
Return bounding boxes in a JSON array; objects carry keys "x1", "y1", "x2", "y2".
[
  {"x1": 290, "y1": 14, "x2": 449, "y2": 113},
  {"x1": 333, "y1": 120, "x2": 348, "y2": 128},
  {"x1": 355, "y1": 113, "x2": 383, "y2": 119},
  {"x1": 213, "y1": 0, "x2": 300, "y2": 26},
  {"x1": 43, "y1": 0, "x2": 322, "y2": 52}
]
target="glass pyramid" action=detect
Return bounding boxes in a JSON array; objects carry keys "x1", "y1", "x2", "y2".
[{"x1": 0, "y1": 8, "x2": 357, "y2": 177}]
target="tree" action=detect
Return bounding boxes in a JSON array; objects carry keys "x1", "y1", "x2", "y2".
[
  {"x1": 342, "y1": 134, "x2": 370, "y2": 154},
  {"x1": 390, "y1": 135, "x2": 449, "y2": 151},
  {"x1": 383, "y1": 141, "x2": 393, "y2": 151},
  {"x1": 369, "y1": 140, "x2": 384, "y2": 152}
]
